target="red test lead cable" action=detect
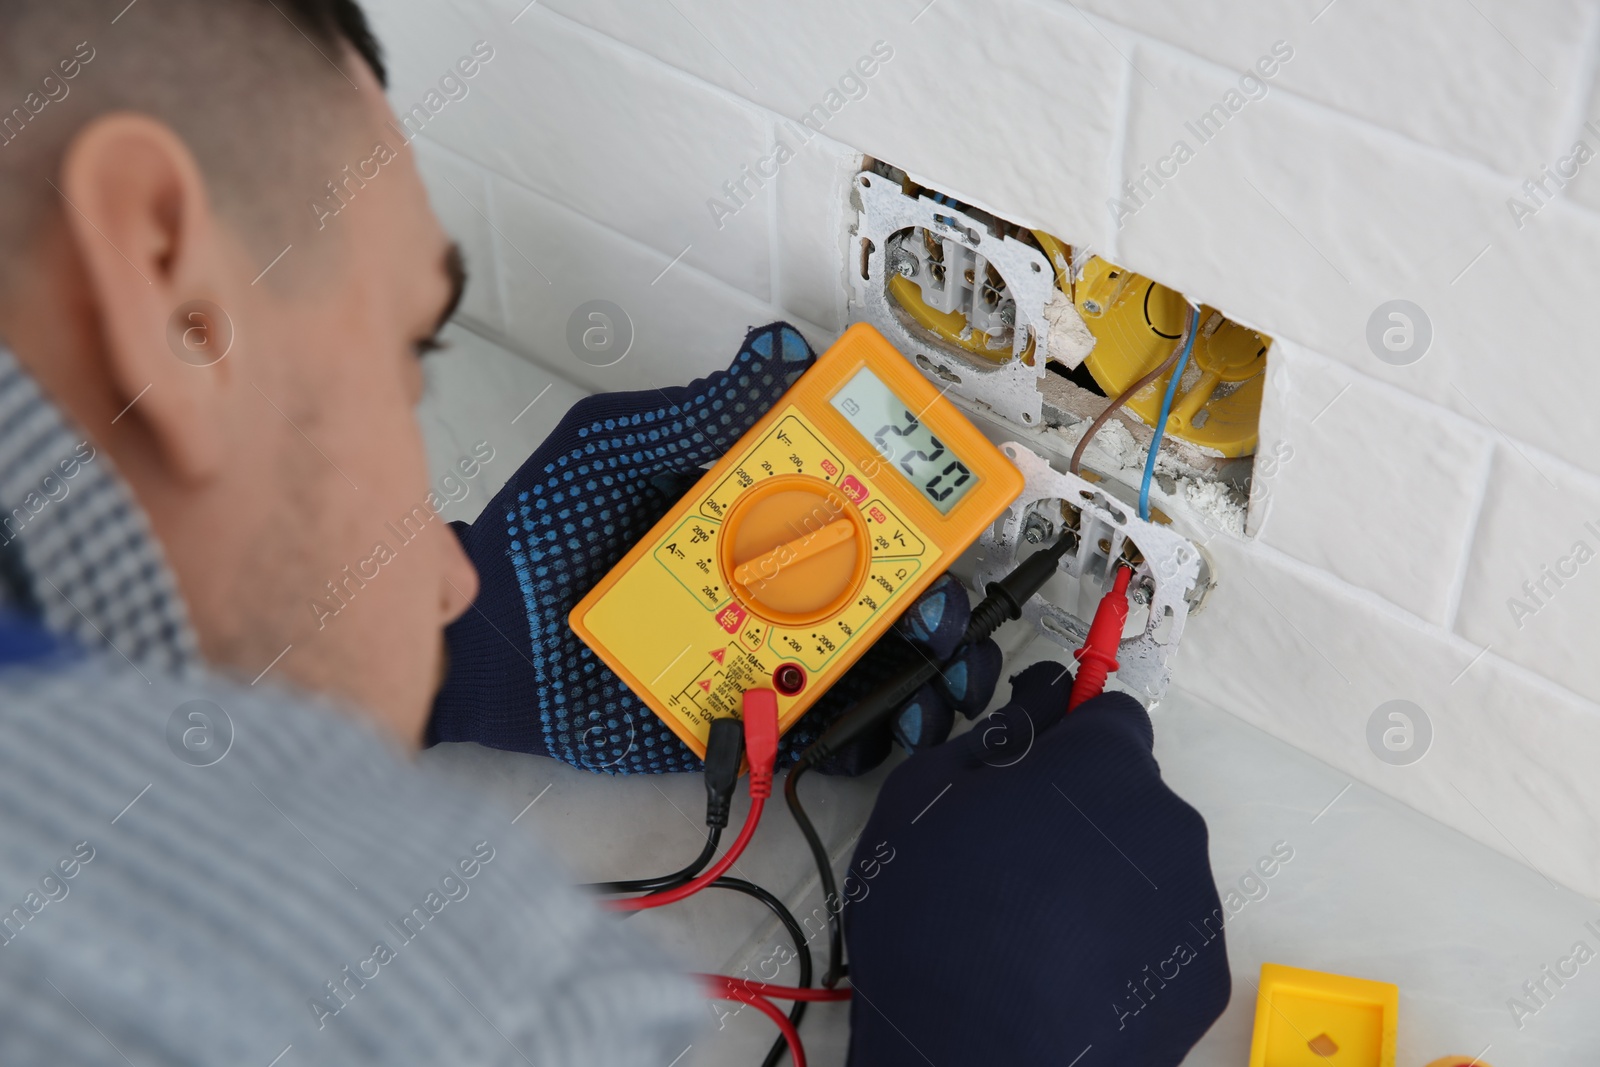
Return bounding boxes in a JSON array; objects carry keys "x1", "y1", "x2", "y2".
[
  {"x1": 606, "y1": 688, "x2": 780, "y2": 912},
  {"x1": 699, "y1": 976, "x2": 851, "y2": 1067},
  {"x1": 699, "y1": 976, "x2": 852, "y2": 1003},
  {"x1": 1068, "y1": 566, "x2": 1131, "y2": 711},
  {"x1": 697, "y1": 979, "x2": 851, "y2": 1067},
  {"x1": 715, "y1": 982, "x2": 809, "y2": 1067}
]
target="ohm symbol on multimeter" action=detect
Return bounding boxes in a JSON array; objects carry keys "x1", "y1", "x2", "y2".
[{"x1": 569, "y1": 324, "x2": 1025, "y2": 759}]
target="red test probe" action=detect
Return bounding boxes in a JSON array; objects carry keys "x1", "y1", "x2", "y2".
[{"x1": 1067, "y1": 566, "x2": 1132, "y2": 711}]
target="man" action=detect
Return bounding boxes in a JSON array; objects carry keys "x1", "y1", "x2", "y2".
[{"x1": 0, "y1": 2, "x2": 1228, "y2": 1063}]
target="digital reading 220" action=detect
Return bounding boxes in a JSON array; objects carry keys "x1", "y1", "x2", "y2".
[{"x1": 831, "y1": 367, "x2": 975, "y2": 513}]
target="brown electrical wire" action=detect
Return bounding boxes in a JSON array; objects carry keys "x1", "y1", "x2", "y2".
[{"x1": 1067, "y1": 314, "x2": 1194, "y2": 476}]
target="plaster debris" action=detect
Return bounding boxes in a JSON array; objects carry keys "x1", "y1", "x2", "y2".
[
  {"x1": 1095, "y1": 419, "x2": 1140, "y2": 469},
  {"x1": 1181, "y1": 478, "x2": 1247, "y2": 539},
  {"x1": 1043, "y1": 288, "x2": 1096, "y2": 370},
  {"x1": 1062, "y1": 416, "x2": 1141, "y2": 472}
]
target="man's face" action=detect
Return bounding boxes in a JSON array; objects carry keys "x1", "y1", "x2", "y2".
[
  {"x1": 188, "y1": 63, "x2": 478, "y2": 741},
  {"x1": 0, "y1": 48, "x2": 482, "y2": 744}
]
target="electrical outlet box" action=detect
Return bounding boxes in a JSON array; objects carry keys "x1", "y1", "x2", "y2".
[{"x1": 849, "y1": 159, "x2": 1277, "y2": 546}]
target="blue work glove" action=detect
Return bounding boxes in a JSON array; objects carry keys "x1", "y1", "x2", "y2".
[
  {"x1": 842, "y1": 663, "x2": 1230, "y2": 1066},
  {"x1": 428, "y1": 322, "x2": 1002, "y2": 774}
]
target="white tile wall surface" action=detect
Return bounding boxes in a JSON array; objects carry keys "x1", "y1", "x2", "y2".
[
  {"x1": 1455, "y1": 446, "x2": 1600, "y2": 706},
  {"x1": 415, "y1": 322, "x2": 590, "y2": 524},
  {"x1": 1252, "y1": 339, "x2": 1495, "y2": 625},
  {"x1": 411, "y1": 138, "x2": 506, "y2": 336},
  {"x1": 369, "y1": 0, "x2": 1600, "y2": 903},
  {"x1": 485, "y1": 170, "x2": 805, "y2": 393},
  {"x1": 1066, "y1": 0, "x2": 1599, "y2": 177},
  {"x1": 1175, "y1": 534, "x2": 1600, "y2": 898},
  {"x1": 773, "y1": 128, "x2": 858, "y2": 332},
  {"x1": 538, "y1": 0, "x2": 1130, "y2": 250}
]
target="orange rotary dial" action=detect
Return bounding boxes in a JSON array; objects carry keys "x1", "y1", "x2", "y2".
[{"x1": 719, "y1": 474, "x2": 869, "y2": 626}]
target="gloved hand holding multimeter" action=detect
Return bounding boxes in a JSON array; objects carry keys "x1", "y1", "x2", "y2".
[{"x1": 429, "y1": 321, "x2": 1008, "y2": 775}]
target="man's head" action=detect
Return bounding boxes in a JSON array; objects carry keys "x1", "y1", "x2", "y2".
[{"x1": 0, "y1": 1, "x2": 479, "y2": 744}]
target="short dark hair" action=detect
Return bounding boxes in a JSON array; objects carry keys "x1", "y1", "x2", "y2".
[
  {"x1": 300, "y1": 0, "x2": 388, "y2": 87},
  {"x1": 0, "y1": 0, "x2": 387, "y2": 281}
]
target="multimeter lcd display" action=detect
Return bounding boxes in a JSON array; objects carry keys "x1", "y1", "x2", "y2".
[{"x1": 830, "y1": 368, "x2": 977, "y2": 513}]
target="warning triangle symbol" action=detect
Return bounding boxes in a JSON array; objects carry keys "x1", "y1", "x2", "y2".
[
  {"x1": 698, "y1": 680, "x2": 713, "y2": 693},
  {"x1": 709, "y1": 647, "x2": 727, "y2": 664}
]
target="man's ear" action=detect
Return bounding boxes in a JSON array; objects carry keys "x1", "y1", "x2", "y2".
[{"x1": 57, "y1": 112, "x2": 237, "y2": 483}]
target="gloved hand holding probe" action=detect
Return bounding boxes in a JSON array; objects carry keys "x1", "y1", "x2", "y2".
[{"x1": 841, "y1": 665, "x2": 1231, "y2": 1065}]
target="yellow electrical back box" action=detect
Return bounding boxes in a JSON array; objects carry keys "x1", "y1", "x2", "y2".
[{"x1": 570, "y1": 323, "x2": 1024, "y2": 759}]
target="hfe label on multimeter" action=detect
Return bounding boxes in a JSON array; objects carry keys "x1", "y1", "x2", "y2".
[{"x1": 570, "y1": 323, "x2": 1024, "y2": 758}]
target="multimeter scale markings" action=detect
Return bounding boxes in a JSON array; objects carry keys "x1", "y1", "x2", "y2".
[
  {"x1": 653, "y1": 517, "x2": 723, "y2": 610},
  {"x1": 700, "y1": 415, "x2": 839, "y2": 522}
]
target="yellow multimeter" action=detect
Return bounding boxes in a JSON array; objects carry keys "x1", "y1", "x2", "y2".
[{"x1": 569, "y1": 323, "x2": 1025, "y2": 758}]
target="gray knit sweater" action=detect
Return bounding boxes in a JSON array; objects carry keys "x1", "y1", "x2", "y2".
[{"x1": 0, "y1": 347, "x2": 703, "y2": 1065}]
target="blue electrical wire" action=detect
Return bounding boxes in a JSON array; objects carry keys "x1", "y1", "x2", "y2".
[{"x1": 1138, "y1": 305, "x2": 1199, "y2": 521}]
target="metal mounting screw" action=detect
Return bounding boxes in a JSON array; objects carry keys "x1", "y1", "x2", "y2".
[{"x1": 1022, "y1": 513, "x2": 1055, "y2": 544}]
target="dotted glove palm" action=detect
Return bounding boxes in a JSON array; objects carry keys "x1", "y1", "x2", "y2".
[{"x1": 428, "y1": 323, "x2": 1001, "y2": 774}]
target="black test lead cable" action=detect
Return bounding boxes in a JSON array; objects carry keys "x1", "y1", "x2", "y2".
[
  {"x1": 585, "y1": 829, "x2": 722, "y2": 895},
  {"x1": 598, "y1": 869, "x2": 810, "y2": 1065},
  {"x1": 709, "y1": 877, "x2": 814, "y2": 1067},
  {"x1": 786, "y1": 526, "x2": 1080, "y2": 989},
  {"x1": 585, "y1": 717, "x2": 744, "y2": 895},
  {"x1": 591, "y1": 708, "x2": 813, "y2": 1063}
]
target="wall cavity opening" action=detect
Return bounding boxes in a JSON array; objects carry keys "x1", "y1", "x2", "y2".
[{"x1": 850, "y1": 156, "x2": 1276, "y2": 544}]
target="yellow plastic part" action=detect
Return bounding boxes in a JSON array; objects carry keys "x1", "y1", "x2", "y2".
[
  {"x1": 1073, "y1": 256, "x2": 1268, "y2": 458},
  {"x1": 886, "y1": 272, "x2": 1033, "y2": 365},
  {"x1": 722, "y1": 476, "x2": 869, "y2": 625},
  {"x1": 1247, "y1": 963, "x2": 1399, "y2": 1067},
  {"x1": 883, "y1": 216, "x2": 1266, "y2": 457},
  {"x1": 569, "y1": 323, "x2": 1024, "y2": 758},
  {"x1": 1032, "y1": 229, "x2": 1074, "y2": 292}
]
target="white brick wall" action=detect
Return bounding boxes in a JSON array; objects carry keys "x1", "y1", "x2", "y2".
[
  {"x1": 369, "y1": 0, "x2": 1600, "y2": 899},
  {"x1": 1252, "y1": 340, "x2": 1497, "y2": 624},
  {"x1": 1074, "y1": 0, "x2": 1600, "y2": 176}
]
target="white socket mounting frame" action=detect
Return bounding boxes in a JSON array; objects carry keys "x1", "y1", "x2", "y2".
[
  {"x1": 974, "y1": 444, "x2": 1203, "y2": 704},
  {"x1": 851, "y1": 171, "x2": 1056, "y2": 428}
]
